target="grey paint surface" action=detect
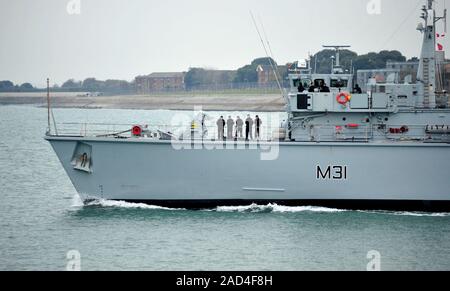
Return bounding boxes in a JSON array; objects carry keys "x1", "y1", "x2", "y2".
[{"x1": 47, "y1": 137, "x2": 450, "y2": 202}]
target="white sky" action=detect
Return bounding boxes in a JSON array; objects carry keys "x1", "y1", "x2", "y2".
[{"x1": 0, "y1": 0, "x2": 449, "y2": 87}]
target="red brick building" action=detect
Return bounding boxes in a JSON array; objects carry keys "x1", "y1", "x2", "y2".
[
  {"x1": 135, "y1": 72, "x2": 185, "y2": 94},
  {"x1": 256, "y1": 65, "x2": 277, "y2": 85}
]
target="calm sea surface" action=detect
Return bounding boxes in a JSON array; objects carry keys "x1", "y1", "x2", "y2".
[{"x1": 0, "y1": 105, "x2": 450, "y2": 271}]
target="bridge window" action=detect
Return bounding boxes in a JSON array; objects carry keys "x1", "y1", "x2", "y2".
[
  {"x1": 330, "y1": 79, "x2": 348, "y2": 88},
  {"x1": 314, "y1": 79, "x2": 325, "y2": 87},
  {"x1": 293, "y1": 78, "x2": 311, "y2": 88}
]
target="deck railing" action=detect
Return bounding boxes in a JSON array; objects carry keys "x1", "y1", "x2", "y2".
[
  {"x1": 49, "y1": 122, "x2": 446, "y2": 143},
  {"x1": 50, "y1": 122, "x2": 281, "y2": 142}
]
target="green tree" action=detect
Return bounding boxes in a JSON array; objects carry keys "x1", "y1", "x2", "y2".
[
  {"x1": 0, "y1": 80, "x2": 15, "y2": 91},
  {"x1": 233, "y1": 57, "x2": 278, "y2": 83},
  {"x1": 62, "y1": 79, "x2": 82, "y2": 89},
  {"x1": 185, "y1": 68, "x2": 236, "y2": 89},
  {"x1": 103, "y1": 79, "x2": 132, "y2": 93},
  {"x1": 20, "y1": 83, "x2": 34, "y2": 90},
  {"x1": 311, "y1": 49, "x2": 358, "y2": 74},
  {"x1": 185, "y1": 68, "x2": 207, "y2": 89},
  {"x1": 353, "y1": 50, "x2": 406, "y2": 70},
  {"x1": 19, "y1": 83, "x2": 34, "y2": 91},
  {"x1": 82, "y1": 78, "x2": 103, "y2": 91}
]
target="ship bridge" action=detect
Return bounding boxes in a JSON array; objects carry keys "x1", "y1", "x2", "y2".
[{"x1": 284, "y1": 28, "x2": 450, "y2": 143}]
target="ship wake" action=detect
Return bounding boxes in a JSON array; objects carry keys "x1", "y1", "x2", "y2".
[
  {"x1": 211, "y1": 203, "x2": 347, "y2": 213},
  {"x1": 88, "y1": 199, "x2": 185, "y2": 210},
  {"x1": 359, "y1": 210, "x2": 450, "y2": 217},
  {"x1": 71, "y1": 195, "x2": 450, "y2": 216},
  {"x1": 76, "y1": 198, "x2": 185, "y2": 211}
]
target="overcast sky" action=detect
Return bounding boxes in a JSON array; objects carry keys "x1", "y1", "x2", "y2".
[{"x1": 1, "y1": 0, "x2": 449, "y2": 87}]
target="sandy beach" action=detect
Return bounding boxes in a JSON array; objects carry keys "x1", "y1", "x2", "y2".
[{"x1": 0, "y1": 92, "x2": 285, "y2": 112}]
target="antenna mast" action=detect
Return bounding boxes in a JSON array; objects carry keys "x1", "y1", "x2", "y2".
[
  {"x1": 417, "y1": 0, "x2": 447, "y2": 108},
  {"x1": 250, "y1": 11, "x2": 285, "y2": 100},
  {"x1": 322, "y1": 45, "x2": 351, "y2": 73},
  {"x1": 47, "y1": 78, "x2": 50, "y2": 133}
]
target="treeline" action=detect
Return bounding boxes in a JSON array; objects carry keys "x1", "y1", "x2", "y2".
[
  {"x1": 0, "y1": 78, "x2": 135, "y2": 94},
  {"x1": 1, "y1": 49, "x2": 417, "y2": 93},
  {"x1": 60, "y1": 78, "x2": 134, "y2": 94},
  {"x1": 184, "y1": 57, "x2": 289, "y2": 90},
  {"x1": 184, "y1": 50, "x2": 414, "y2": 89},
  {"x1": 0, "y1": 81, "x2": 35, "y2": 92},
  {"x1": 311, "y1": 49, "x2": 414, "y2": 74}
]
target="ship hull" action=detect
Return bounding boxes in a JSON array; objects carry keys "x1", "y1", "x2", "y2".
[{"x1": 46, "y1": 137, "x2": 450, "y2": 211}]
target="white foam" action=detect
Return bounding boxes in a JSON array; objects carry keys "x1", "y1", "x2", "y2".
[
  {"x1": 71, "y1": 193, "x2": 84, "y2": 208},
  {"x1": 212, "y1": 203, "x2": 347, "y2": 213},
  {"x1": 359, "y1": 210, "x2": 450, "y2": 217},
  {"x1": 85, "y1": 199, "x2": 185, "y2": 211},
  {"x1": 71, "y1": 196, "x2": 450, "y2": 217}
]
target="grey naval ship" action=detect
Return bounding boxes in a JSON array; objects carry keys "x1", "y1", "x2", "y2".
[{"x1": 46, "y1": 1, "x2": 450, "y2": 211}]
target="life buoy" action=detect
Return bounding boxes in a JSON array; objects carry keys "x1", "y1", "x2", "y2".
[
  {"x1": 336, "y1": 92, "x2": 351, "y2": 105},
  {"x1": 132, "y1": 125, "x2": 142, "y2": 136}
]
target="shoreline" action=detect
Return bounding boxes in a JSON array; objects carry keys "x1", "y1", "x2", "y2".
[{"x1": 0, "y1": 93, "x2": 285, "y2": 112}]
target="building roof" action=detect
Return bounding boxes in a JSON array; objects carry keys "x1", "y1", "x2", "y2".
[
  {"x1": 146, "y1": 72, "x2": 185, "y2": 78},
  {"x1": 148, "y1": 72, "x2": 184, "y2": 78}
]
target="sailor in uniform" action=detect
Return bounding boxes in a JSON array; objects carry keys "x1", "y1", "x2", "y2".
[
  {"x1": 216, "y1": 116, "x2": 225, "y2": 140},
  {"x1": 245, "y1": 115, "x2": 254, "y2": 140},
  {"x1": 227, "y1": 116, "x2": 234, "y2": 140},
  {"x1": 236, "y1": 116, "x2": 244, "y2": 138}
]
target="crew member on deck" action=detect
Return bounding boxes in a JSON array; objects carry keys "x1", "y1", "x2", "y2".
[
  {"x1": 298, "y1": 82, "x2": 305, "y2": 92},
  {"x1": 216, "y1": 116, "x2": 225, "y2": 140},
  {"x1": 353, "y1": 84, "x2": 362, "y2": 94},
  {"x1": 255, "y1": 115, "x2": 262, "y2": 140},
  {"x1": 227, "y1": 116, "x2": 234, "y2": 140},
  {"x1": 319, "y1": 81, "x2": 330, "y2": 93},
  {"x1": 236, "y1": 116, "x2": 244, "y2": 138},
  {"x1": 245, "y1": 115, "x2": 254, "y2": 141},
  {"x1": 308, "y1": 82, "x2": 316, "y2": 92}
]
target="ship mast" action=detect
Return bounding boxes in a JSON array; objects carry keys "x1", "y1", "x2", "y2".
[
  {"x1": 323, "y1": 45, "x2": 351, "y2": 74},
  {"x1": 417, "y1": 0, "x2": 447, "y2": 108},
  {"x1": 47, "y1": 78, "x2": 51, "y2": 133}
]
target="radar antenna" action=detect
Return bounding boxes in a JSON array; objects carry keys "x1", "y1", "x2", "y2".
[{"x1": 322, "y1": 45, "x2": 351, "y2": 73}]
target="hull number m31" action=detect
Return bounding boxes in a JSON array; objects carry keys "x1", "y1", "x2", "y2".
[{"x1": 317, "y1": 165, "x2": 348, "y2": 180}]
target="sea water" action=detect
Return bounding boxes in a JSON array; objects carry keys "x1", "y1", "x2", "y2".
[{"x1": 0, "y1": 105, "x2": 450, "y2": 271}]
